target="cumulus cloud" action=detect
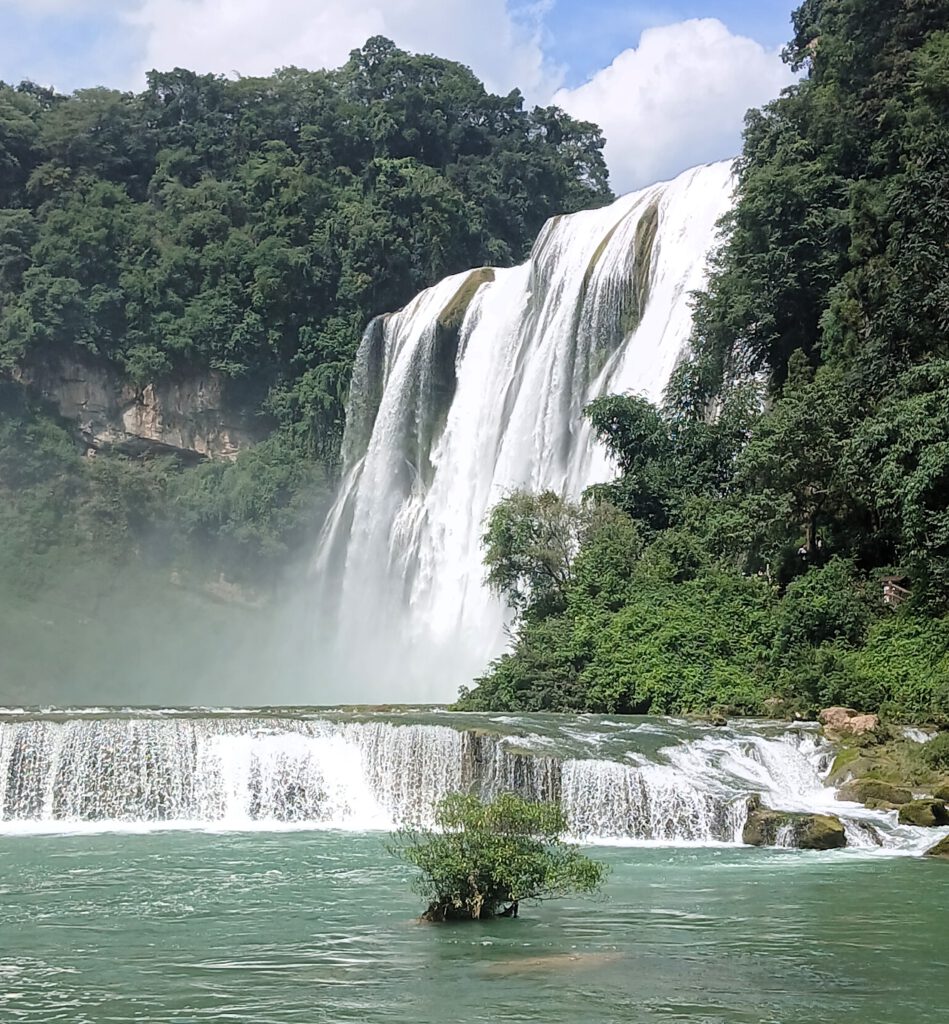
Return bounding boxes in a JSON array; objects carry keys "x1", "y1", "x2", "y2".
[
  {"x1": 125, "y1": 0, "x2": 562, "y2": 100},
  {"x1": 553, "y1": 18, "x2": 796, "y2": 194}
]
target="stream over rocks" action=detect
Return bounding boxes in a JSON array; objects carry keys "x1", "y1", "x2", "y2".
[{"x1": 1, "y1": 708, "x2": 943, "y2": 853}]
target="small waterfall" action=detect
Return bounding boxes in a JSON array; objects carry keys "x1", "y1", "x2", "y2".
[
  {"x1": 0, "y1": 716, "x2": 556, "y2": 831},
  {"x1": 312, "y1": 162, "x2": 736, "y2": 701},
  {"x1": 561, "y1": 759, "x2": 745, "y2": 843},
  {"x1": 1, "y1": 712, "x2": 936, "y2": 852}
]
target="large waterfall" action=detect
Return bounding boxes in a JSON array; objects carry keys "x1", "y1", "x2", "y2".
[
  {"x1": 0, "y1": 710, "x2": 937, "y2": 853},
  {"x1": 313, "y1": 162, "x2": 736, "y2": 700}
]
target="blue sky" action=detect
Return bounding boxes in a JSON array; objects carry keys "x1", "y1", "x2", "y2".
[
  {"x1": 0, "y1": 0, "x2": 799, "y2": 192},
  {"x1": 546, "y1": 1, "x2": 795, "y2": 86}
]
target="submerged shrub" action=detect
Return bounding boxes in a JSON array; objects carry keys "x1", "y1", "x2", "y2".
[{"x1": 390, "y1": 793, "x2": 606, "y2": 921}]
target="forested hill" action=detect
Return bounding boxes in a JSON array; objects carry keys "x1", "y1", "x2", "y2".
[
  {"x1": 0, "y1": 38, "x2": 611, "y2": 590},
  {"x1": 1, "y1": 37, "x2": 610, "y2": 455},
  {"x1": 461, "y1": 0, "x2": 949, "y2": 724}
]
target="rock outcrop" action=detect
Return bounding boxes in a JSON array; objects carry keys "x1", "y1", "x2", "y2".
[
  {"x1": 836, "y1": 779, "x2": 913, "y2": 807},
  {"x1": 819, "y1": 707, "x2": 879, "y2": 738},
  {"x1": 897, "y1": 799, "x2": 949, "y2": 827},
  {"x1": 15, "y1": 355, "x2": 262, "y2": 461},
  {"x1": 925, "y1": 836, "x2": 949, "y2": 859},
  {"x1": 743, "y1": 797, "x2": 847, "y2": 850}
]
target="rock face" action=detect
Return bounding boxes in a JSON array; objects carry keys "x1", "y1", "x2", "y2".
[
  {"x1": 898, "y1": 799, "x2": 949, "y2": 827},
  {"x1": 15, "y1": 355, "x2": 262, "y2": 461},
  {"x1": 837, "y1": 779, "x2": 913, "y2": 807},
  {"x1": 925, "y1": 836, "x2": 949, "y2": 859},
  {"x1": 819, "y1": 707, "x2": 879, "y2": 738},
  {"x1": 743, "y1": 798, "x2": 847, "y2": 850}
]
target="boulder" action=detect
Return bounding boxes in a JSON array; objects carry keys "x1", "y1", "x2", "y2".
[
  {"x1": 897, "y1": 799, "x2": 949, "y2": 827},
  {"x1": 819, "y1": 707, "x2": 858, "y2": 729},
  {"x1": 933, "y1": 783, "x2": 949, "y2": 802},
  {"x1": 836, "y1": 778, "x2": 912, "y2": 806},
  {"x1": 743, "y1": 800, "x2": 847, "y2": 850},
  {"x1": 847, "y1": 714, "x2": 880, "y2": 736},
  {"x1": 924, "y1": 836, "x2": 949, "y2": 859},
  {"x1": 819, "y1": 707, "x2": 879, "y2": 738}
]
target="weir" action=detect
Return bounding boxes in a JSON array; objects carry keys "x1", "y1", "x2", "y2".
[
  {"x1": 0, "y1": 712, "x2": 924, "y2": 850},
  {"x1": 313, "y1": 162, "x2": 736, "y2": 700}
]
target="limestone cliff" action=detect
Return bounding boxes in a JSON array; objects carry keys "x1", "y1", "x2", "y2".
[{"x1": 14, "y1": 355, "x2": 261, "y2": 461}]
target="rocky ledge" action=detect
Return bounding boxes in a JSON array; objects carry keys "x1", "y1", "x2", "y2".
[
  {"x1": 742, "y1": 797, "x2": 847, "y2": 850},
  {"x1": 14, "y1": 355, "x2": 264, "y2": 461}
]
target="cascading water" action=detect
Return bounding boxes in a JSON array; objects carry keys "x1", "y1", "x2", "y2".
[
  {"x1": 1, "y1": 711, "x2": 940, "y2": 853},
  {"x1": 313, "y1": 162, "x2": 736, "y2": 700}
]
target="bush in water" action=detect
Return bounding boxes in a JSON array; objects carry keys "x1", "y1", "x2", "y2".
[{"x1": 390, "y1": 793, "x2": 606, "y2": 921}]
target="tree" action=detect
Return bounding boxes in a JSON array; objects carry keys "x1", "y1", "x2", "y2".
[
  {"x1": 390, "y1": 793, "x2": 606, "y2": 922},
  {"x1": 482, "y1": 490, "x2": 632, "y2": 621},
  {"x1": 734, "y1": 354, "x2": 855, "y2": 570}
]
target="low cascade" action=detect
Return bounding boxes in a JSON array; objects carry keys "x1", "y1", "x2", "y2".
[
  {"x1": 0, "y1": 717, "x2": 556, "y2": 830},
  {"x1": 0, "y1": 713, "x2": 927, "y2": 850},
  {"x1": 313, "y1": 162, "x2": 736, "y2": 700}
]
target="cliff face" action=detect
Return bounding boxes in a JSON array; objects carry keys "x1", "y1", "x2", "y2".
[{"x1": 14, "y1": 356, "x2": 261, "y2": 461}]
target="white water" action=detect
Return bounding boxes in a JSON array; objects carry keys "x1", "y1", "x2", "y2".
[
  {"x1": 313, "y1": 162, "x2": 736, "y2": 700},
  {"x1": 0, "y1": 713, "x2": 939, "y2": 852}
]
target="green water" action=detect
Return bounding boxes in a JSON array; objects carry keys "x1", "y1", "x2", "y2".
[{"x1": 1, "y1": 832, "x2": 946, "y2": 1023}]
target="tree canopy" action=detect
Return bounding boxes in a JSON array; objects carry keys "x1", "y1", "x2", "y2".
[
  {"x1": 390, "y1": 793, "x2": 606, "y2": 921},
  {"x1": 0, "y1": 39, "x2": 612, "y2": 602},
  {"x1": 0, "y1": 40, "x2": 611, "y2": 458},
  {"x1": 461, "y1": 0, "x2": 949, "y2": 725}
]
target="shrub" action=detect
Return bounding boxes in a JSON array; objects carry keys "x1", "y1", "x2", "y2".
[
  {"x1": 918, "y1": 733, "x2": 949, "y2": 772},
  {"x1": 390, "y1": 793, "x2": 606, "y2": 921}
]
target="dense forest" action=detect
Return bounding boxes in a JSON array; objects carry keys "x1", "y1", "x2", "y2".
[
  {"x1": 0, "y1": 38, "x2": 611, "y2": 590},
  {"x1": 459, "y1": 0, "x2": 949, "y2": 724}
]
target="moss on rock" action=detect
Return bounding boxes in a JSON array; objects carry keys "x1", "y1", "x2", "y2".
[
  {"x1": 743, "y1": 800, "x2": 847, "y2": 850},
  {"x1": 924, "y1": 835, "x2": 949, "y2": 859},
  {"x1": 436, "y1": 268, "x2": 495, "y2": 333},
  {"x1": 897, "y1": 799, "x2": 949, "y2": 827},
  {"x1": 837, "y1": 778, "x2": 913, "y2": 806}
]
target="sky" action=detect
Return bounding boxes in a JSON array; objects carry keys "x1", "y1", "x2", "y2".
[{"x1": 0, "y1": 0, "x2": 799, "y2": 193}]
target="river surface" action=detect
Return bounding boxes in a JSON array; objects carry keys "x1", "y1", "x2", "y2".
[
  {"x1": 1, "y1": 708, "x2": 947, "y2": 1022},
  {"x1": 2, "y1": 833, "x2": 948, "y2": 1024}
]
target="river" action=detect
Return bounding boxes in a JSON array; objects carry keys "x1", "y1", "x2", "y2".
[{"x1": 1, "y1": 708, "x2": 947, "y2": 1022}]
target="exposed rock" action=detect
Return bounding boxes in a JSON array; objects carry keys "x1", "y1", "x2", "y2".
[
  {"x1": 924, "y1": 836, "x2": 949, "y2": 859},
  {"x1": 743, "y1": 798, "x2": 847, "y2": 850},
  {"x1": 898, "y1": 799, "x2": 949, "y2": 827},
  {"x1": 14, "y1": 355, "x2": 263, "y2": 461},
  {"x1": 762, "y1": 697, "x2": 787, "y2": 716},
  {"x1": 851, "y1": 821, "x2": 885, "y2": 847},
  {"x1": 819, "y1": 706, "x2": 879, "y2": 738},
  {"x1": 819, "y1": 707, "x2": 859, "y2": 729},
  {"x1": 933, "y1": 783, "x2": 949, "y2": 802},
  {"x1": 837, "y1": 778, "x2": 912, "y2": 806},
  {"x1": 847, "y1": 714, "x2": 880, "y2": 736}
]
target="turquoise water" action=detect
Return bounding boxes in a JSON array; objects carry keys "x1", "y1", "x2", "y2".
[{"x1": 2, "y1": 831, "x2": 947, "y2": 1024}]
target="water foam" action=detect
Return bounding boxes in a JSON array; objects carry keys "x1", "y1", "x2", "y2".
[{"x1": 1, "y1": 713, "x2": 939, "y2": 853}]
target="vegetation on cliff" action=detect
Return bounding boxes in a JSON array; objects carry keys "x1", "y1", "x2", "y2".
[
  {"x1": 0, "y1": 39, "x2": 610, "y2": 599},
  {"x1": 460, "y1": 0, "x2": 949, "y2": 724},
  {"x1": 390, "y1": 793, "x2": 606, "y2": 921}
]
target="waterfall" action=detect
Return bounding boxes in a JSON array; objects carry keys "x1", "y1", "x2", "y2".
[
  {"x1": 313, "y1": 162, "x2": 736, "y2": 701},
  {"x1": 0, "y1": 711, "x2": 936, "y2": 851}
]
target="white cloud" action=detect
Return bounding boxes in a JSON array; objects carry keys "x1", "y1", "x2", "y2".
[
  {"x1": 125, "y1": 0, "x2": 562, "y2": 101},
  {"x1": 553, "y1": 18, "x2": 796, "y2": 194}
]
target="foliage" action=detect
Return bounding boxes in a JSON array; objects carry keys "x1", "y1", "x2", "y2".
[
  {"x1": 482, "y1": 490, "x2": 635, "y2": 621},
  {"x1": 918, "y1": 733, "x2": 949, "y2": 772},
  {"x1": 461, "y1": 3, "x2": 949, "y2": 723},
  {"x1": 390, "y1": 793, "x2": 606, "y2": 921},
  {"x1": 0, "y1": 40, "x2": 611, "y2": 596},
  {"x1": 0, "y1": 42, "x2": 610, "y2": 457}
]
